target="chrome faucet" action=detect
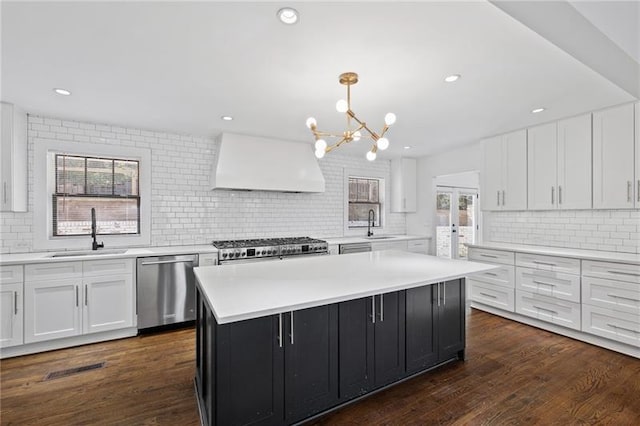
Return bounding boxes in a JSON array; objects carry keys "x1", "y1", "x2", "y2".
[
  {"x1": 367, "y1": 209, "x2": 375, "y2": 237},
  {"x1": 91, "y1": 208, "x2": 104, "y2": 251}
]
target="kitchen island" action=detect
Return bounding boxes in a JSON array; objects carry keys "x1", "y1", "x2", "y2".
[{"x1": 193, "y1": 250, "x2": 495, "y2": 426}]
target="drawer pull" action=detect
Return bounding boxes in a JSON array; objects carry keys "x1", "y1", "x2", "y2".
[
  {"x1": 533, "y1": 279, "x2": 557, "y2": 287},
  {"x1": 479, "y1": 292, "x2": 498, "y2": 299},
  {"x1": 607, "y1": 323, "x2": 640, "y2": 335},
  {"x1": 480, "y1": 254, "x2": 498, "y2": 259},
  {"x1": 607, "y1": 294, "x2": 640, "y2": 303},
  {"x1": 607, "y1": 270, "x2": 640, "y2": 278},
  {"x1": 532, "y1": 260, "x2": 557, "y2": 267},
  {"x1": 484, "y1": 272, "x2": 498, "y2": 277},
  {"x1": 533, "y1": 305, "x2": 558, "y2": 315}
]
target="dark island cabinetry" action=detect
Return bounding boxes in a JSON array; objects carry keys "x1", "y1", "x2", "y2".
[{"x1": 196, "y1": 279, "x2": 466, "y2": 426}]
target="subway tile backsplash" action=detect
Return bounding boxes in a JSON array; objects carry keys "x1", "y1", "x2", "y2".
[
  {"x1": 486, "y1": 210, "x2": 640, "y2": 254},
  {"x1": 0, "y1": 115, "x2": 406, "y2": 253}
]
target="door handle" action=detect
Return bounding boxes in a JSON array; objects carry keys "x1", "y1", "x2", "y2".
[
  {"x1": 502, "y1": 190, "x2": 505, "y2": 206},
  {"x1": 371, "y1": 296, "x2": 376, "y2": 324},
  {"x1": 14, "y1": 291, "x2": 18, "y2": 314},
  {"x1": 437, "y1": 283, "x2": 440, "y2": 307},
  {"x1": 551, "y1": 187, "x2": 554, "y2": 205},
  {"x1": 379, "y1": 294, "x2": 384, "y2": 322},
  {"x1": 607, "y1": 323, "x2": 639, "y2": 334},
  {"x1": 628, "y1": 181, "x2": 632, "y2": 203},
  {"x1": 85, "y1": 284, "x2": 88, "y2": 306},
  {"x1": 497, "y1": 190, "x2": 500, "y2": 206},
  {"x1": 637, "y1": 180, "x2": 640, "y2": 203},
  {"x1": 558, "y1": 186, "x2": 562, "y2": 205},
  {"x1": 75, "y1": 286, "x2": 79, "y2": 307},
  {"x1": 3, "y1": 182, "x2": 7, "y2": 204},
  {"x1": 289, "y1": 312, "x2": 294, "y2": 345},
  {"x1": 277, "y1": 313, "x2": 283, "y2": 348},
  {"x1": 443, "y1": 282, "x2": 446, "y2": 306}
]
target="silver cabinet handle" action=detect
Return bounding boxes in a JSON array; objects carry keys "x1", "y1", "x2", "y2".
[
  {"x1": 85, "y1": 284, "x2": 88, "y2": 306},
  {"x1": 533, "y1": 279, "x2": 557, "y2": 287},
  {"x1": 278, "y1": 313, "x2": 283, "y2": 348},
  {"x1": 607, "y1": 323, "x2": 639, "y2": 334},
  {"x1": 437, "y1": 283, "x2": 440, "y2": 307},
  {"x1": 379, "y1": 294, "x2": 384, "y2": 322},
  {"x1": 443, "y1": 282, "x2": 446, "y2": 306},
  {"x1": 371, "y1": 296, "x2": 375, "y2": 324},
  {"x1": 289, "y1": 312, "x2": 294, "y2": 345},
  {"x1": 403, "y1": 198, "x2": 406, "y2": 209},
  {"x1": 637, "y1": 180, "x2": 640, "y2": 203},
  {"x1": 480, "y1": 254, "x2": 498, "y2": 259},
  {"x1": 551, "y1": 186, "x2": 555, "y2": 204},
  {"x1": 140, "y1": 259, "x2": 195, "y2": 266},
  {"x1": 558, "y1": 186, "x2": 562, "y2": 205},
  {"x1": 479, "y1": 292, "x2": 497, "y2": 299},
  {"x1": 3, "y1": 182, "x2": 7, "y2": 204},
  {"x1": 14, "y1": 291, "x2": 18, "y2": 314},
  {"x1": 75, "y1": 286, "x2": 79, "y2": 307},
  {"x1": 497, "y1": 190, "x2": 500, "y2": 206},
  {"x1": 628, "y1": 181, "x2": 632, "y2": 202},
  {"x1": 502, "y1": 190, "x2": 505, "y2": 206},
  {"x1": 607, "y1": 270, "x2": 640, "y2": 277},
  {"x1": 533, "y1": 305, "x2": 558, "y2": 315},
  {"x1": 607, "y1": 294, "x2": 640, "y2": 303},
  {"x1": 533, "y1": 260, "x2": 556, "y2": 267},
  {"x1": 484, "y1": 272, "x2": 498, "y2": 277}
]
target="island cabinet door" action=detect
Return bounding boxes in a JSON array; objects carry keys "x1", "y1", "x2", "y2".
[
  {"x1": 337, "y1": 297, "x2": 375, "y2": 400},
  {"x1": 195, "y1": 290, "x2": 216, "y2": 426},
  {"x1": 405, "y1": 285, "x2": 438, "y2": 374},
  {"x1": 215, "y1": 315, "x2": 285, "y2": 426},
  {"x1": 373, "y1": 290, "x2": 406, "y2": 387},
  {"x1": 284, "y1": 305, "x2": 339, "y2": 423},
  {"x1": 437, "y1": 279, "x2": 466, "y2": 362}
]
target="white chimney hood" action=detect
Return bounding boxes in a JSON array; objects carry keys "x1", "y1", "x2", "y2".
[{"x1": 210, "y1": 133, "x2": 325, "y2": 192}]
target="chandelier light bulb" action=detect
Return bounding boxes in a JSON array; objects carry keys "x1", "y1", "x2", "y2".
[
  {"x1": 352, "y1": 131, "x2": 362, "y2": 142},
  {"x1": 315, "y1": 148, "x2": 326, "y2": 159},
  {"x1": 377, "y1": 137, "x2": 389, "y2": 150},
  {"x1": 384, "y1": 112, "x2": 396, "y2": 126},
  {"x1": 306, "y1": 117, "x2": 317, "y2": 129},
  {"x1": 336, "y1": 99, "x2": 349, "y2": 113},
  {"x1": 366, "y1": 150, "x2": 377, "y2": 161},
  {"x1": 315, "y1": 139, "x2": 327, "y2": 151}
]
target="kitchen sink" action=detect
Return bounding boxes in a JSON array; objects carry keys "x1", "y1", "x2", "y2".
[
  {"x1": 49, "y1": 249, "x2": 127, "y2": 258},
  {"x1": 366, "y1": 236, "x2": 395, "y2": 240}
]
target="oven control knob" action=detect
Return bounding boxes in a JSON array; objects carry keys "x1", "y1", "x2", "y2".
[
  {"x1": 241, "y1": 252, "x2": 246, "y2": 257},
  {"x1": 222, "y1": 253, "x2": 228, "y2": 258}
]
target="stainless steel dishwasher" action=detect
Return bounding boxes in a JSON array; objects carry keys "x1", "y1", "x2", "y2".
[
  {"x1": 136, "y1": 254, "x2": 198, "y2": 331},
  {"x1": 339, "y1": 242, "x2": 372, "y2": 254}
]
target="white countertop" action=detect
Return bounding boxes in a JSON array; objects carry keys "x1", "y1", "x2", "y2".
[
  {"x1": 321, "y1": 234, "x2": 430, "y2": 245},
  {"x1": 467, "y1": 242, "x2": 640, "y2": 264},
  {"x1": 0, "y1": 244, "x2": 218, "y2": 265},
  {"x1": 194, "y1": 250, "x2": 495, "y2": 324}
]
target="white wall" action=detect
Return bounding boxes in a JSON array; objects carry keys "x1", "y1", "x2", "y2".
[
  {"x1": 0, "y1": 115, "x2": 406, "y2": 253},
  {"x1": 407, "y1": 142, "x2": 482, "y2": 254}
]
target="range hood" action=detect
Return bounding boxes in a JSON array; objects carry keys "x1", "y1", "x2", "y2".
[{"x1": 210, "y1": 133, "x2": 325, "y2": 193}]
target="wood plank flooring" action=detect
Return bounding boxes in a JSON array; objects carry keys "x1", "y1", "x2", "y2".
[{"x1": 2, "y1": 309, "x2": 639, "y2": 425}]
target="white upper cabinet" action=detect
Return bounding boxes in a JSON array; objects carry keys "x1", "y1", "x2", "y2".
[
  {"x1": 0, "y1": 102, "x2": 27, "y2": 212},
  {"x1": 593, "y1": 103, "x2": 635, "y2": 209},
  {"x1": 482, "y1": 130, "x2": 527, "y2": 211},
  {"x1": 390, "y1": 158, "x2": 416, "y2": 213},
  {"x1": 528, "y1": 114, "x2": 592, "y2": 210},
  {"x1": 635, "y1": 102, "x2": 640, "y2": 207}
]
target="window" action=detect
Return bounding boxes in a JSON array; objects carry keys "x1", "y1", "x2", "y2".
[
  {"x1": 53, "y1": 155, "x2": 140, "y2": 236},
  {"x1": 348, "y1": 177, "x2": 381, "y2": 228}
]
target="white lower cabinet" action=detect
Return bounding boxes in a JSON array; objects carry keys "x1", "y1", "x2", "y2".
[
  {"x1": 515, "y1": 291, "x2": 581, "y2": 331},
  {"x1": 469, "y1": 281, "x2": 514, "y2": 311},
  {"x1": 371, "y1": 240, "x2": 408, "y2": 251},
  {"x1": 515, "y1": 267, "x2": 580, "y2": 303},
  {"x1": 0, "y1": 282, "x2": 23, "y2": 348},
  {"x1": 582, "y1": 305, "x2": 640, "y2": 347},
  {"x1": 468, "y1": 247, "x2": 516, "y2": 313},
  {"x1": 23, "y1": 259, "x2": 134, "y2": 345},
  {"x1": 407, "y1": 239, "x2": 429, "y2": 254}
]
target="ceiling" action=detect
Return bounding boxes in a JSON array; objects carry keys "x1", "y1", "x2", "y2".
[{"x1": 1, "y1": 1, "x2": 638, "y2": 160}]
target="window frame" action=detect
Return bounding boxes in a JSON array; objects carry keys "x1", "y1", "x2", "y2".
[
  {"x1": 33, "y1": 140, "x2": 151, "y2": 251},
  {"x1": 344, "y1": 169, "x2": 387, "y2": 236},
  {"x1": 348, "y1": 177, "x2": 382, "y2": 229}
]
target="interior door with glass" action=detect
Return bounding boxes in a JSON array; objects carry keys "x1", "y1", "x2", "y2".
[{"x1": 436, "y1": 187, "x2": 477, "y2": 259}]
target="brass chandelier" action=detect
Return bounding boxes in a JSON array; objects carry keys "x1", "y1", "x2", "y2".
[{"x1": 306, "y1": 72, "x2": 396, "y2": 161}]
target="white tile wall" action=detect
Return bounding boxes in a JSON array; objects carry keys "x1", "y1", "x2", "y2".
[
  {"x1": 0, "y1": 115, "x2": 406, "y2": 253},
  {"x1": 486, "y1": 210, "x2": 640, "y2": 254}
]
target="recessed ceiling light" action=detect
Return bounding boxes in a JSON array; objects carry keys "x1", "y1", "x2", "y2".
[
  {"x1": 53, "y1": 88, "x2": 71, "y2": 96},
  {"x1": 444, "y1": 74, "x2": 461, "y2": 83},
  {"x1": 404, "y1": 146, "x2": 411, "y2": 150},
  {"x1": 221, "y1": 116, "x2": 234, "y2": 121},
  {"x1": 531, "y1": 107, "x2": 545, "y2": 114},
  {"x1": 277, "y1": 7, "x2": 299, "y2": 24}
]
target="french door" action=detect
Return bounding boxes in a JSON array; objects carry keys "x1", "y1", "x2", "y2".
[{"x1": 436, "y1": 187, "x2": 477, "y2": 259}]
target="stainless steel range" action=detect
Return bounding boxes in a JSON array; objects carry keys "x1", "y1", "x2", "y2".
[{"x1": 212, "y1": 237, "x2": 328, "y2": 264}]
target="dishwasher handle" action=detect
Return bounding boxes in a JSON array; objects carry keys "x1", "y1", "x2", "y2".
[{"x1": 140, "y1": 259, "x2": 196, "y2": 266}]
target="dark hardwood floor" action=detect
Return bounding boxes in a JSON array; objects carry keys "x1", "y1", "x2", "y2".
[{"x1": 1, "y1": 309, "x2": 639, "y2": 425}]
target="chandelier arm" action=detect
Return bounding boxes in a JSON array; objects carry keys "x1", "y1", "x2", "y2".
[
  {"x1": 326, "y1": 136, "x2": 349, "y2": 153},
  {"x1": 347, "y1": 110, "x2": 380, "y2": 141},
  {"x1": 311, "y1": 130, "x2": 346, "y2": 139},
  {"x1": 379, "y1": 124, "x2": 390, "y2": 138}
]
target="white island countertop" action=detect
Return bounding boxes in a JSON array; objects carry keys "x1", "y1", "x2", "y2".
[{"x1": 194, "y1": 250, "x2": 496, "y2": 324}]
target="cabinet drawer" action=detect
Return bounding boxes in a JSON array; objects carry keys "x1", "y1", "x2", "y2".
[
  {"x1": 25, "y1": 262, "x2": 82, "y2": 281},
  {"x1": 582, "y1": 260, "x2": 640, "y2": 284},
  {"x1": 468, "y1": 248, "x2": 514, "y2": 266},
  {"x1": 469, "y1": 281, "x2": 514, "y2": 312},
  {"x1": 516, "y1": 267, "x2": 580, "y2": 303},
  {"x1": 582, "y1": 304, "x2": 640, "y2": 347},
  {"x1": 199, "y1": 253, "x2": 218, "y2": 266},
  {"x1": 407, "y1": 239, "x2": 428, "y2": 254},
  {"x1": 515, "y1": 290, "x2": 581, "y2": 331},
  {"x1": 468, "y1": 265, "x2": 514, "y2": 289},
  {"x1": 372, "y1": 241, "x2": 408, "y2": 251},
  {"x1": 582, "y1": 276, "x2": 640, "y2": 315},
  {"x1": 0, "y1": 265, "x2": 23, "y2": 284},
  {"x1": 516, "y1": 253, "x2": 580, "y2": 274},
  {"x1": 83, "y1": 258, "x2": 133, "y2": 277}
]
